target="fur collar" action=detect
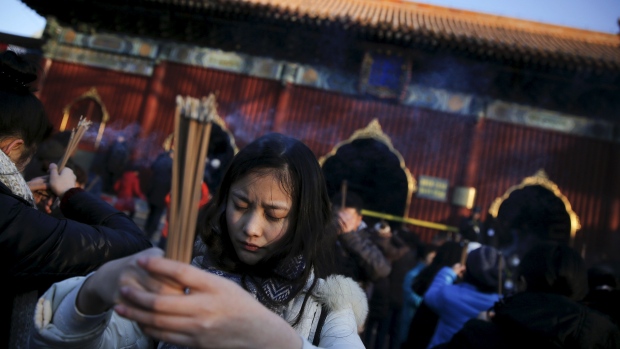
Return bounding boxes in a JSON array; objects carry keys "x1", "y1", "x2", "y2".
[{"x1": 316, "y1": 274, "x2": 368, "y2": 328}]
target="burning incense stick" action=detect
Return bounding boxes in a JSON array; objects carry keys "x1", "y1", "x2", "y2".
[
  {"x1": 57, "y1": 116, "x2": 92, "y2": 172},
  {"x1": 166, "y1": 94, "x2": 217, "y2": 263},
  {"x1": 340, "y1": 180, "x2": 347, "y2": 208},
  {"x1": 498, "y1": 251, "x2": 503, "y2": 295},
  {"x1": 460, "y1": 240, "x2": 469, "y2": 266}
]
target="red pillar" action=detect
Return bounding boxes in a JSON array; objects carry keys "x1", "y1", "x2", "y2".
[
  {"x1": 135, "y1": 61, "x2": 167, "y2": 160},
  {"x1": 454, "y1": 116, "x2": 486, "y2": 221},
  {"x1": 272, "y1": 82, "x2": 292, "y2": 132}
]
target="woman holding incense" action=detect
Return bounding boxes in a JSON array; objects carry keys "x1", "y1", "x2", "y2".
[
  {"x1": 31, "y1": 132, "x2": 368, "y2": 349},
  {"x1": 0, "y1": 50, "x2": 153, "y2": 348}
]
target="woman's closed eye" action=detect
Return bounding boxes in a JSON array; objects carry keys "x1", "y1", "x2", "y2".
[
  {"x1": 265, "y1": 211, "x2": 286, "y2": 222},
  {"x1": 232, "y1": 197, "x2": 249, "y2": 211}
]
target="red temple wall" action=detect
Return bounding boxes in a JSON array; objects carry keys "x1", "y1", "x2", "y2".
[{"x1": 35, "y1": 60, "x2": 619, "y2": 263}]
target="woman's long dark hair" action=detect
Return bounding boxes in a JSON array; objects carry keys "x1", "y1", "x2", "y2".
[
  {"x1": 412, "y1": 241, "x2": 463, "y2": 296},
  {"x1": 196, "y1": 132, "x2": 337, "y2": 325}
]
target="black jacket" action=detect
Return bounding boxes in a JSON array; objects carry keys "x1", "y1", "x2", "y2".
[
  {"x1": 0, "y1": 181, "x2": 152, "y2": 346},
  {"x1": 145, "y1": 151, "x2": 173, "y2": 208},
  {"x1": 334, "y1": 226, "x2": 391, "y2": 286},
  {"x1": 439, "y1": 292, "x2": 620, "y2": 349},
  {"x1": 367, "y1": 233, "x2": 410, "y2": 319}
]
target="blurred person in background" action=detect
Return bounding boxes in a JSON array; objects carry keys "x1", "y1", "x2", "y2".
[
  {"x1": 332, "y1": 191, "x2": 392, "y2": 298},
  {"x1": 400, "y1": 241, "x2": 470, "y2": 349},
  {"x1": 113, "y1": 163, "x2": 146, "y2": 220},
  {"x1": 398, "y1": 242, "x2": 438, "y2": 346},
  {"x1": 458, "y1": 206, "x2": 483, "y2": 243},
  {"x1": 424, "y1": 245, "x2": 504, "y2": 348},
  {"x1": 363, "y1": 221, "x2": 411, "y2": 348},
  {"x1": 0, "y1": 49, "x2": 152, "y2": 347},
  {"x1": 581, "y1": 262, "x2": 620, "y2": 327},
  {"x1": 144, "y1": 148, "x2": 173, "y2": 242},
  {"x1": 440, "y1": 242, "x2": 620, "y2": 349}
]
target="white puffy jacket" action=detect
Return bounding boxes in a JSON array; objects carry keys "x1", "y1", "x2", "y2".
[{"x1": 31, "y1": 273, "x2": 368, "y2": 349}]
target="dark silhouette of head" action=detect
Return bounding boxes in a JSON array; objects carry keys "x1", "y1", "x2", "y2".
[{"x1": 517, "y1": 241, "x2": 588, "y2": 301}]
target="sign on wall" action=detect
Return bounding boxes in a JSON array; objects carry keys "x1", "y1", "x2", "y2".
[{"x1": 417, "y1": 175, "x2": 449, "y2": 202}]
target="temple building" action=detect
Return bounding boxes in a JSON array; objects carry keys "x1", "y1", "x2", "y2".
[{"x1": 5, "y1": 0, "x2": 620, "y2": 266}]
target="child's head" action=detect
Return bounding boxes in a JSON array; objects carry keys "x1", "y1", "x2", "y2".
[{"x1": 198, "y1": 133, "x2": 336, "y2": 276}]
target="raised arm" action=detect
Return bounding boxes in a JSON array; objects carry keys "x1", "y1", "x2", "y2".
[
  {"x1": 4, "y1": 163, "x2": 152, "y2": 286},
  {"x1": 423, "y1": 264, "x2": 464, "y2": 311},
  {"x1": 338, "y1": 230, "x2": 391, "y2": 281}
]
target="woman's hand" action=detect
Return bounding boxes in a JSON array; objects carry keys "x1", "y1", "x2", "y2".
[
  {"x1": 47, "y1": 163, "x2": 77, "y2": 199},
  {"x1": 113, "y1": 256, "x2": 302, "y2": 349},
  {"x1": 76, "y1": 248, "x2": 166, "y2": 315},
  {"x1": 28, "y1": 175, "x2": 53, "y2": 212}
]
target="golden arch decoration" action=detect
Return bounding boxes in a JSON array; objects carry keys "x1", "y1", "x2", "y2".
[
  {"x1": 488, "y1": 169, "x2": 581, "y2": 245},
  {"x1": 60, "y1": 87, "x2": 109, "y2": 149},
  {"x1": 319, "y1": 118, "x2": 416, "y2": 216}
]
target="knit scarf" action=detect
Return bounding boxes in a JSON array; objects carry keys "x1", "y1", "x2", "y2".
[
  {"x1": 209, "y1": 257, "x2": 304, "y2": 309},
  {"x1": 158, "y1": 248, "x2": 306, "y2": 349},
  {"x1": 0, "y1": 150, "x2": 34, "y2": 206}
]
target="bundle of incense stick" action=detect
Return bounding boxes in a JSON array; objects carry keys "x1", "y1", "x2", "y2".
[
  {"x1": 166, "y1": 94, "x2": 215, "y2": 263},
  {"x1": 58, "y1": 116, "x2": 92, "y2": 172}
]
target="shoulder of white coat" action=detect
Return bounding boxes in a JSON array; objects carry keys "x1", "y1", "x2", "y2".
[{"x1": 316, "y1": 274, "x2": 368, "y2": 328}]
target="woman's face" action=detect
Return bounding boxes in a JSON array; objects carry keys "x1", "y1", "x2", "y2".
[{"x1": 226, "y1": 171, "x2": 292, "y2": 265}]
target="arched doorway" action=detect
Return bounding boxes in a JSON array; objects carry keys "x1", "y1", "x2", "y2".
[
  {"x1": 488, "y1": 169, "x2": 581, "y2": 293},
  {"x1": 319, "y1": 119, "x2": 415, "y2": 230},
  {"x1": 58, "y1": 88, "x2": 111, "y2": 188},
  {"x1": 60, "y1": 87, "x2": 109, "y2": 151},
  {"x1": 489, "y1": 169, "x2": 580, "y2": 248}
]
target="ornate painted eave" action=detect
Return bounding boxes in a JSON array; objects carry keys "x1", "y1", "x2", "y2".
[{"x1": 20, "y1": 0, "x2": 620, "y2": 72}]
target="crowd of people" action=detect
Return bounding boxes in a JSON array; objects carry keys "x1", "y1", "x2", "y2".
[{"x1": 2, "y1": 49, "x2": 619, "y2": 348}]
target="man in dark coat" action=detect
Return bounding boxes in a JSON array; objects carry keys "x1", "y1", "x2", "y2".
[{"x1": 331, "y1": 192, "x2": 391, "y2": 295}]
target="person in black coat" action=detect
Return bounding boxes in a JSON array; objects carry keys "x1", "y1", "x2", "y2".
[
  {"x1": 581, "y1": 262, "x2": 620, "y2": 327},
  {"x1": 363, "y1": 221, "x2": 411, "y2": 349},
  {"x1": 438, "y1": 242, "x2": 620, "y2": 349},
  {"x1": 332, "y1": 192, "x2": 392, "y2": 295},
  {"x1": 385, "y1": 228, "x2": 422, "y2": 349},
  {"x1": 0, "y1": 50, "x2": 153, "y2": 347},
  {"x1": 143, "y1": 149, "x2": 173, "y2": 241},
  {"x1": 458, "y1": 206, "x2": 483, "y2": 243}
]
